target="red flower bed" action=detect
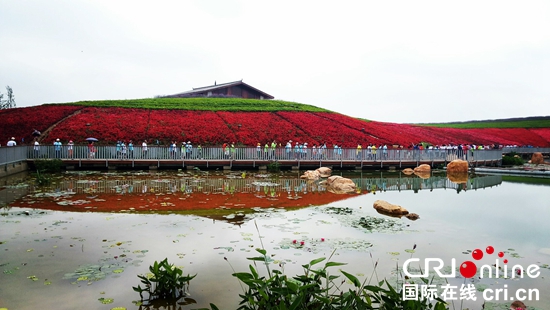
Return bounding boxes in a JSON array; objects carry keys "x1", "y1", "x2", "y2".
[
  {"x1": 146, "y1": 110, "x2": 236, "y2": 145},
  {"x1": 276, "y1": 112, "x2": 389, "y2": 147},
  {"x1": 0, "y1": 105, "x2": 83, "y2": 144},
  {"x1": 528, "y1": 128, "x2": 550, "y2": 146},
  {"x1": 4, "y1": 105, "x2": 550, "y2": 147},
  {"x1": 47, "y1": 107, "x2": 151, "y2": 143},
  {"x1": 215, "y1": 111, "x2": 312, "y2": 145}
]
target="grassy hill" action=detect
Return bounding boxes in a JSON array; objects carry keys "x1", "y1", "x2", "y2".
[
  {"x1": 52, "y1": 98, "x2": 330, "y2": 112},
  {"x1": 420, "y1": 116, "x2": 550, "y2": 128}
]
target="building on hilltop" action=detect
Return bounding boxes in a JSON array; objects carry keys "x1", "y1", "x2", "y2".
[{"x1": 164, "y1": 80, "x2": 274, "y2": 100}]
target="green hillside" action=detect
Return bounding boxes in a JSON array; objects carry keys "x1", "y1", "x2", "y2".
[
  {"x1": 47, "y1": 97, "x2": 330, "y2": 112},
  {"x1": 420, "y1": 116, "x2": 550, "y2": 128}
]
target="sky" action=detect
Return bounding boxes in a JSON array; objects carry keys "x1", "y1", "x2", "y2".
[{"x1": 1, "y1": 0, "x2": 549, "y2": 123}]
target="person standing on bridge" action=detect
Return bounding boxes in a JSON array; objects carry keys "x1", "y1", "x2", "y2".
[
  {"x1": 186, "y1": 141, "x2": 192, "y2": 159},
  {"x1": 88, "y1": 141, "x2": 96, "y2": 158},
  {"x1": 128, "y1": 140, "x2": 134, "y2": 158},
  {"x1": 180, "y1": 141, "x2": 186, "y2": 159},
  {"x1": 223, "y1": 142, "x2": 229, "y2": 159},
  {"x1": 230, "y1": 142, "x2": 236, "y2": 159},
  {"x1": 270, "y1": 140, "x2": 277, "y2": 160},
  {"x1": 7, "y1": 137, "x2": 17, "y2": 147},
  {"x1": 285, "y1": 140, "x2": 292, "y2": 159},
  {"x1": 356, "y1": 144, "x2": 362, "y2": 160},
  {"x1": 142, "y1": 140, "x2": 148, "y2": 159},
  {"x1": 67, "y1": 140, "x2": 74, "y2": 158},
  {"x1": 54, "y1": 138, "x2": 62, "y2": 158},
  {"x1": 33, "y1": 138, "x2": 40, "y2": 158}
]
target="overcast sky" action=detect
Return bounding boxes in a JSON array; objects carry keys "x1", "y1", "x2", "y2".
[{"x1": 1, "y1": 0, "x2": 549, "y2": 123}]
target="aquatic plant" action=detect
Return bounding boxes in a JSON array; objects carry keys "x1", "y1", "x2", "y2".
[
  {"x1": 220, "y1": 247, "x2": 448, "y2": 310},
  {"x1": 132, "y1": 258, "x2": 196, "y2": 303}
]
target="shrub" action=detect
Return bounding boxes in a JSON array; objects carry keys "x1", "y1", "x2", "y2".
[
  {"x1": 34, "y1": 158, "x2": 63, "y2": 173},
  {"x1": 267, "y1": 161, "x2": 280, "y2": 172},
  {"x1": 502, "y1": 152, "x2": 524, "y2": 166}
]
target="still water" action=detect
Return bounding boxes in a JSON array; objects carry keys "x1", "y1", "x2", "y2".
[{"x1": 1, "y1": 170, "x2": 549, "y2": 310}]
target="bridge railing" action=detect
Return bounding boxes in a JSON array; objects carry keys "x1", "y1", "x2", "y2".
[
  {"x1": 1, "y1": 145, "x2": 504, "y2": 165},
  {"x1": 0, "y1": 146, "x2": 27, "y2": 165},
  {"x1": 502, "y1": 147, "x2": 550, "y2": 154}
]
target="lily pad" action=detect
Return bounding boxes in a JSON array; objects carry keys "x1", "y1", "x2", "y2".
[{"x1": 98, "y1": 297, "x2": 114, "y2": 304}]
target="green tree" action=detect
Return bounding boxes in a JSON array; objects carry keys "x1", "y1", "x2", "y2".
[{"x1": 0, "y1": 85, "x2": 16, "y2": 109}]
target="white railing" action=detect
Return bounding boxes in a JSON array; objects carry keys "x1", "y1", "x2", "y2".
[{"x1": 0, "y1": 145, "x2": 507, "y2": 167}]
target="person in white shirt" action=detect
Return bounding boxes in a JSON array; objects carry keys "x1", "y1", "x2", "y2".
[
  {"x1": 7, "y1": 137, "x2": 17, "y2": 147},
  {"x1": 33, "y1": 139, "x2": 40, "y2": 157},
  {"x1": 142, "y1": 140, "x2": 148, "y2": 158}
]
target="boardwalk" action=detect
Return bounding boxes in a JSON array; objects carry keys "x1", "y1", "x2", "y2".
[{"x1": 0, "y1": 145, "x2": 505, "y2": 171}]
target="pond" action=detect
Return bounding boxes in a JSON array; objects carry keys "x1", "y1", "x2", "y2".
[{"x1": 1, "y1": 169, "x2": 549, "y2": 310}]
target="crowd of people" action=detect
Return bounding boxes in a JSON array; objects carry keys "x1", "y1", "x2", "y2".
[{"x1": 2, "y1": 135, "x2": 538, "y2": 161}]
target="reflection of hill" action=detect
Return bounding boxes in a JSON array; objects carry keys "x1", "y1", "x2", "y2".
[
  {"x1": 6, "y1": 173, "x2": 503, "y2": 217},
  {"x1": 11, "y1": 191, "x2": 357, "y2": 213}
]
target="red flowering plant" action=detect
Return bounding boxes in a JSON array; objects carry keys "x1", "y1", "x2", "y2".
[
  {"x1": 146, "y1": 110, "x2": 237, "y2": 145},
  {"x1": 0, "y1": 105, "x2": 83, "y2": 144},
  {"x1": 47, "y1": 107, "x2": 151, "y2": 144},
  {"x1": 529, "y1": 128, "x2": 550, "y2": 145},
  {"x1": 5, "y1": 103, "x2": 550, "y2": 148},
  {"x1": 215, "y1": 111, "x2": 313, "y2": 146}
]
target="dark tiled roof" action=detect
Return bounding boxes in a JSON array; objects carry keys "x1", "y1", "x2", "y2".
[{"x1": 169, "y1": 80, "x2": 274, "y2": 99}]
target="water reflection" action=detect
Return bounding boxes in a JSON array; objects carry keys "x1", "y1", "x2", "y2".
[
  {"x1": 2, "y1": 170, "x2": 550, "y2": 310},
  {"x1": 2, "y1": 170, "x2": 502, "y2": 221}
]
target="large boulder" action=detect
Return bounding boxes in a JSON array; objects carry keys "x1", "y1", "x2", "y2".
[
  {"x1": 447, "y1": 159, "x2": 469, "y2": 173},
  {"x1": 373, "y1": 200, "x2": 409, "y2": 215},
  {"x1": 325, "y1": 176, "x2": 356, "y2": 194},
  {"x1": 414, "y1": 164, "x2": 431, "y2": 173},
  {"x1": 300, "y1": 170, "x2": 321, "y2": 180},
  {"x1": 531, "y1": 152, "x2": 544, "y2": 165},
  {"x1": 316, "y1": 167, "x2": 332, "y2": 177}
]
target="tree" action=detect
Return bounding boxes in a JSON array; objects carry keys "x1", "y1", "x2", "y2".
[{"x1": 0, "y1": 85, "x2": 16, "y2": 109}]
